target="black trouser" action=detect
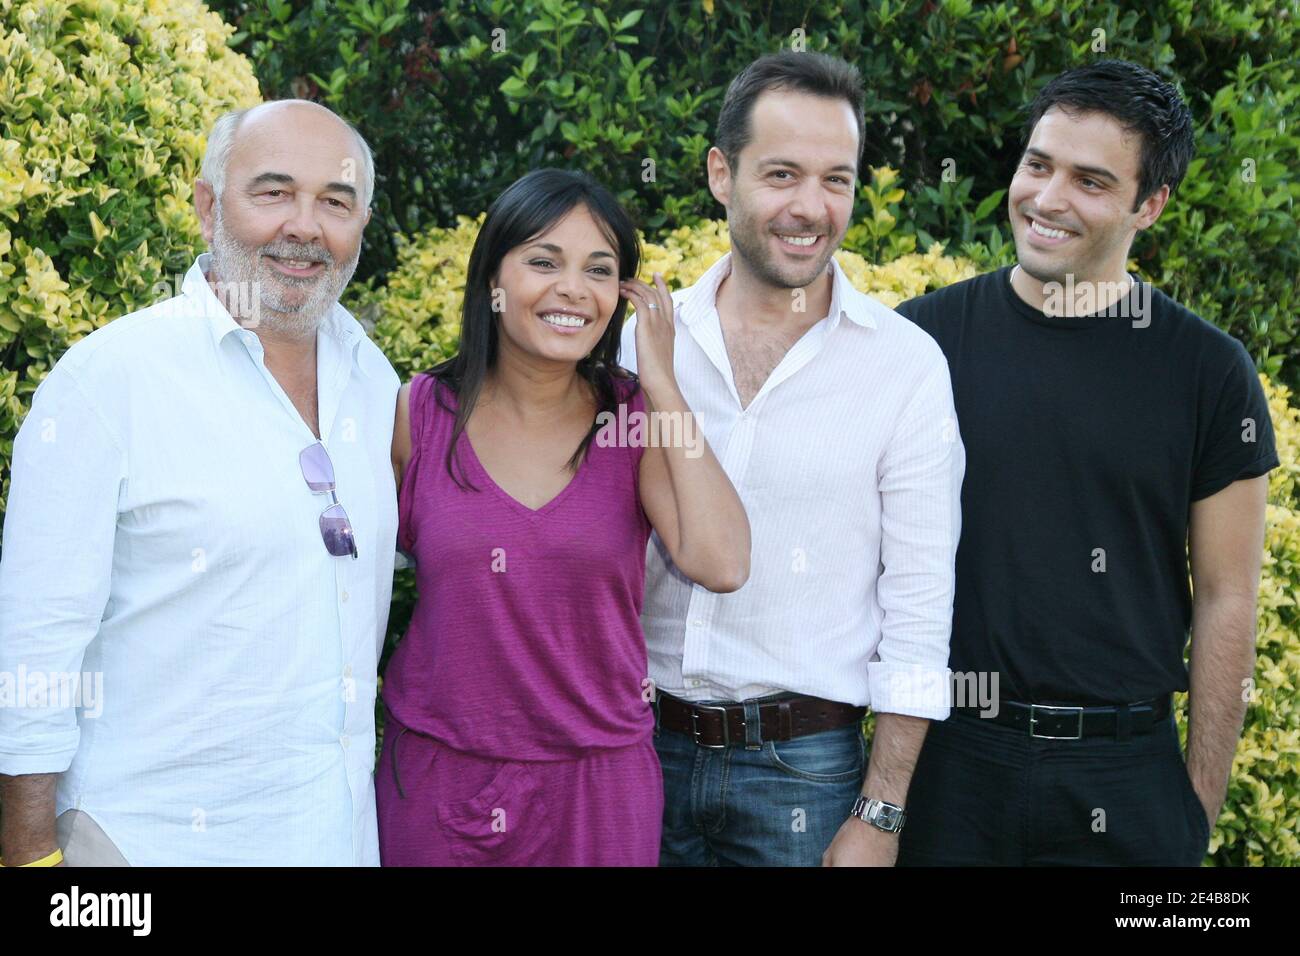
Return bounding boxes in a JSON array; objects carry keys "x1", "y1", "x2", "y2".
[{"x1": 898, "y1": 708, "x2": 1212, "y2": 866}]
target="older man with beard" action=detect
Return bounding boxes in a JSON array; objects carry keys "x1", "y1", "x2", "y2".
[{"x1": 0, "y1": 100, "x2": 399, "y2": 866}]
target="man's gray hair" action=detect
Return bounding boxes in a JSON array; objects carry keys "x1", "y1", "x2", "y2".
[{"x1": 200, "y1": 101, "x2": 375, "y2": 209}]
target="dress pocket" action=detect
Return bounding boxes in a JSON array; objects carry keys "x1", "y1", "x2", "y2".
[{"x1": 436, "y1": 760, "x2": 554, "y2": 866}]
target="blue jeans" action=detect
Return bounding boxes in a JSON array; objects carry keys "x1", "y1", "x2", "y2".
[{"x1": 652, "y1": 694, "x2": 868, "y2": 866}]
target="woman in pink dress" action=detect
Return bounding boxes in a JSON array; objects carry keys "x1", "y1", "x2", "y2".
[{"x1": 378, "y1": 169, "x2": 750, "y2": 865}]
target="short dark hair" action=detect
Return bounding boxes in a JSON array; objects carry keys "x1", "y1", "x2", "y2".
[
  {"x1": 1024, "y1": 60, "x2": 1195, "y2": 211},
  {"x1": 715, "y1": 51, "x2": 866, "y2": 171}
]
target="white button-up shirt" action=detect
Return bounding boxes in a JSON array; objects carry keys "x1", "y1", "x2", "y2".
[
  {"x1": 620, "y1": 253, "x2": 963, "y2": 718},
  {"x1": 0, "y1": 253, "x2": 399, "y2": 865}
]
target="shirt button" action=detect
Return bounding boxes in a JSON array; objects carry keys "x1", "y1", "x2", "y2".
[
  {"x1": 340, "y1": 735, "x2": 350, "y2": 749},
  {"x1": 343, "y1": 665, "x2": 352, "y2": 678},
  {"x1": 691, "y1": 619, "x2": 703, "y2": 627},
  {"x1": 341, "y1": 590, "x2": 349, "y2": 603}
]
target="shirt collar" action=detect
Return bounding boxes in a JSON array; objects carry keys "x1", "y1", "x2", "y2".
[
  {"x1": 183, "y1": 253, "x2": 372, "y2": 377},
  {"x1": 678, "y1": 251, "x2": 881, "y2": 331}
]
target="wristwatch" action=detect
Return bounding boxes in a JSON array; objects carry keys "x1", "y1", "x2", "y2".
[{"x1": 850, "y1": 795, "x2": 906, "y2": 834}]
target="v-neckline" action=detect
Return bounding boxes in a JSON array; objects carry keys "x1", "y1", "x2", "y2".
[{"x1": 456, "y1": 421, "x2": 592, "y2": 518}]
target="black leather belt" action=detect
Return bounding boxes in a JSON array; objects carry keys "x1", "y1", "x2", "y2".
[
  {"x1": 953, "y1": 696, "x2": 1171, "y2": 739},
  {"x1": 655, "y1": 691, "x2": 866, "y2": 748}
]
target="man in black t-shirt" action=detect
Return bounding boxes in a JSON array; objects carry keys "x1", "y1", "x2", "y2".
[{"x1": 895, "y1": 60, "x2": 1277, "y2": 865}]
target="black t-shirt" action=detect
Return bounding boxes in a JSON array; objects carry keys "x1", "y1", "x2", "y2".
[{"x1": 896, "y1": 266, "x2": 1278, "y2": 704}]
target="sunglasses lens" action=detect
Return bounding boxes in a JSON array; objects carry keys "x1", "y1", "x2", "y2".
[
  {"x1": 300, "y1": 442, "x2": 336, "y2": 492},
  {"x1": 320, "y1": 504, "x2": 357, "y2": 558}
]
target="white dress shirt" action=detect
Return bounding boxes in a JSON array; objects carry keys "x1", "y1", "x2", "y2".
[
  {"x1": 0, "y1": 253, "x2": 399, "y2": 865},
  {"x1": 620, "y1": 253, "x2": 963, "y2": 718}
]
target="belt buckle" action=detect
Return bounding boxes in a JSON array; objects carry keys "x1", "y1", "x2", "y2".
[
  {"x1": 691, "y1": 703, "x2": 732, "y2": 749},
  {"x1": 1028, "y1": 704, "x2": 1084, "y2": 740}
]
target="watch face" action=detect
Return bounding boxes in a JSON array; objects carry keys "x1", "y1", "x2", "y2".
[{"x1": 855, "y1": 798, "x2": 904, "y2": 831}]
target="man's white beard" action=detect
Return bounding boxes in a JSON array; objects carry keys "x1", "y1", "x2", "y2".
[{"x1": 208, "y1": 203, "x2": 360, "y2": 340}]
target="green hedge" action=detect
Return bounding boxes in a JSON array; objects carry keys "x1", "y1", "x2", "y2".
[
  {"x1": 0, "y1": 0, "x2": 261, "y2": 514},
  {"x1": 211, "y1": 0, "x2": 1300, "y2": 382}
]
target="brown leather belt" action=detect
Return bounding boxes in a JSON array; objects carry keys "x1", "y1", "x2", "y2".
[{"x1": 654, "y1": 691, "x2": 866, "y2": 748}]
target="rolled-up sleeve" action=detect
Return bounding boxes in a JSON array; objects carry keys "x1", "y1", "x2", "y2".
[
  {"x1": 0, "y1": 365, "x2": 124, "y2": 775},
  {"x1": 868, "y1": 353, "x2": 965, "y2": 719}
]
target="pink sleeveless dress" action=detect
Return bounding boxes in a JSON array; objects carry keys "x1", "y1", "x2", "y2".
[{"x1": 376, "y1": 372, "x2": 663, "y2": 865}]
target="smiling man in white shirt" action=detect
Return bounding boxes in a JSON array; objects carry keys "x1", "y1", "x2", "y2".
[
  {"x1": 621, "y1": 52, "x2": 964, "y2": 867},
  {"x1": 0, "y1": 100, "x2": 399, "y2": 866}
]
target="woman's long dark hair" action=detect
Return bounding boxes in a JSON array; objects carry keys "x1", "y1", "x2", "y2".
[{"x1": 428, "y1": 168, "x2": 641, "y2": 489}]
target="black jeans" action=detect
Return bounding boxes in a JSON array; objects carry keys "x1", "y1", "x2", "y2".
[{"x1": 898, "y1": 708, "x2": 1212, "y2": 866}]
